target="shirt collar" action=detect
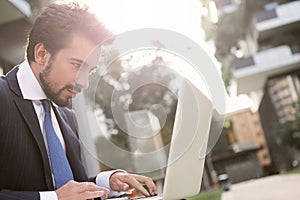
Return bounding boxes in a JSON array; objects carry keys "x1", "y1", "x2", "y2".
[{"x1": 16, "y1": 60, "x2": 47, "y2": 101}]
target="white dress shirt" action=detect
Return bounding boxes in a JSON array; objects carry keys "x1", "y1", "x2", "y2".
[{"x1": 16, "y1": 60, "x2": 121, "y2": 200}]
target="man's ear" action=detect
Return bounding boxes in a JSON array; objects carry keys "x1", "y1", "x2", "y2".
[{"x1": 33, "y1": 43, "x2": 49, "y2": 66}]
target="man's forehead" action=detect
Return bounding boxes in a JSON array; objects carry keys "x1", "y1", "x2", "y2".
[{"x1": 65, "y1": 34, "x2": 102, "y2": 66}]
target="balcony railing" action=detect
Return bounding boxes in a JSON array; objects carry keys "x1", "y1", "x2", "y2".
[
  {"x1": 232, "y1": 45, "x2": 300, "y2": 94},
  {"x1": 255, "y1": 0, "x2": 300, "y2": 32}
]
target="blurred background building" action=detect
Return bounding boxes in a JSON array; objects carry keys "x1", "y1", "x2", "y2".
[
  {"x1": 0, "y1": 0, "x2": 51, "y2": 73},
  {"x1": 201, "y1": 0, "x2": 300, "y2": 188}
]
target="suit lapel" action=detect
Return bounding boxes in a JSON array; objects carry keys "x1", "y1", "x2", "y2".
[
  {"x1": 13, "y1": 98, "x2": 48, "y2": 157},
  {"x1": 6, "y1": 67, "x2": 53, "y2": 188}
]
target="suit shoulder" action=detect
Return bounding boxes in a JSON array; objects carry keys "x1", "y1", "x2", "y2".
[
  {"x1": 0, "y1": 75, "x2": 8, "y2": 88},
  {"x1": 0, "y1": 76, "x2": 10, "y2": 99},
  {"x1": 0, "y1": 76, "x2": 11, "y2": 116}
]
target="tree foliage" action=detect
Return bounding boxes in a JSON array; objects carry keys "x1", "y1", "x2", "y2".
[{"x1": 199, "y1": 0, "x2": 279, "y2": 88}]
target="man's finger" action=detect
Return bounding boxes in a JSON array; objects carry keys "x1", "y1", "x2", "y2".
[
  {"x1": 135, "y1": 176, "x2": 157, "y2": 195},
  {"x1": 79, "y1": 190, "x2": 106, "y2": 199},
  {"x1": 77, "y1": 182, "x2": 110, "y2": 194},
  {"x1": 111, "y1": 178, "x2": 130, "y2": 191},
  {"x1": 123, "y1": 176, "x2": 150, "y2": 197}
]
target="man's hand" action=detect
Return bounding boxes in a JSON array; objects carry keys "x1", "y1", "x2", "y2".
[
  {"x1": 55, "y1": 180, "x2": 110, "y2": 200},
  {"x1": 109, "y1": 172, "x2": 157, "y2": 197}
]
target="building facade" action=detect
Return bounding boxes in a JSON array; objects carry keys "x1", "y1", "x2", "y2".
[{"x1": 232, "y1": 0, "x2": 300, "y2": 172}]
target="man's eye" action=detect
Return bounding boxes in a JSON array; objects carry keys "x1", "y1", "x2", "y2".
[{"x1": 72, "y1": 63, "x2": 82, "y2": 68}]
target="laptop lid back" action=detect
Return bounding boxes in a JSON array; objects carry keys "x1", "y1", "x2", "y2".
[{"x1": 163, "y1": 78, "x2": 213, "y2": 200}]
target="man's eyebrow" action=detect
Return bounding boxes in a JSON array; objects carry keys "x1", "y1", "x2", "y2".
[{"x1": 69, "y1": 58, "x2": 88, "y2": 67}]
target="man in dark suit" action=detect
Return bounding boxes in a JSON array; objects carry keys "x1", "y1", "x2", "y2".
[{"x1": 0, "y1": 1, "x2": 157, "y2": 200}]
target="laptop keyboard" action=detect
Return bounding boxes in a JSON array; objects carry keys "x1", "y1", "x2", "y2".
[
  {"x1": 131, "y1": 194, "x2": 162, "y2": 200},
  {"x1": 107, "y1": 194, "x2": 162, "y2": 200}
]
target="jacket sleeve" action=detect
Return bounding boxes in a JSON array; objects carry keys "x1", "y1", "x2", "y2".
[{"x1": 0, "y1": 190, "x2": 39, "y2": 200}]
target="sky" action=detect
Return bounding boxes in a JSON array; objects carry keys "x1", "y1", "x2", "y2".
[{"x1": 83, "y1": 0, "x2": 204, "y2": 39}]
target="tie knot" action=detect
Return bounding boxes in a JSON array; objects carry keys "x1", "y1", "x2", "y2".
[{"x1": 42, "y1": 99, "x2": 51, "y2": 114}]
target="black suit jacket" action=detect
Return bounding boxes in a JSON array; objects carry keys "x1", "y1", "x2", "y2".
[{"x1": 0, "y1": 67, "x2": 92, "y2": 199}]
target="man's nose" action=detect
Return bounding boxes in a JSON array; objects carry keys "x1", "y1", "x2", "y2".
[{"x1": 76, "y1": 70, "x2": 89, "y2": 90}]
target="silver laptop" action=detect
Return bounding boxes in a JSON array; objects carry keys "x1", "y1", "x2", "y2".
[{"x1": 108, "y1": 78, "x2": 213, "y2": 200}]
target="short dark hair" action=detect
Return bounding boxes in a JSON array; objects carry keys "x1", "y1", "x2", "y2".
[{"x1": 26, "y1": 1, "x2": 113, "y2": 62}]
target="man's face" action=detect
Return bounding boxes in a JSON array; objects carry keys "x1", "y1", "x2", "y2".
[{"x1": 39, "y1": 35, "x2": 100, "y2": 107}]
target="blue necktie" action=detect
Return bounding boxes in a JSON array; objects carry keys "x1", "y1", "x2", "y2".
[{"x1": 42, "y1": 100, "x2": 74, "y2": 189}]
